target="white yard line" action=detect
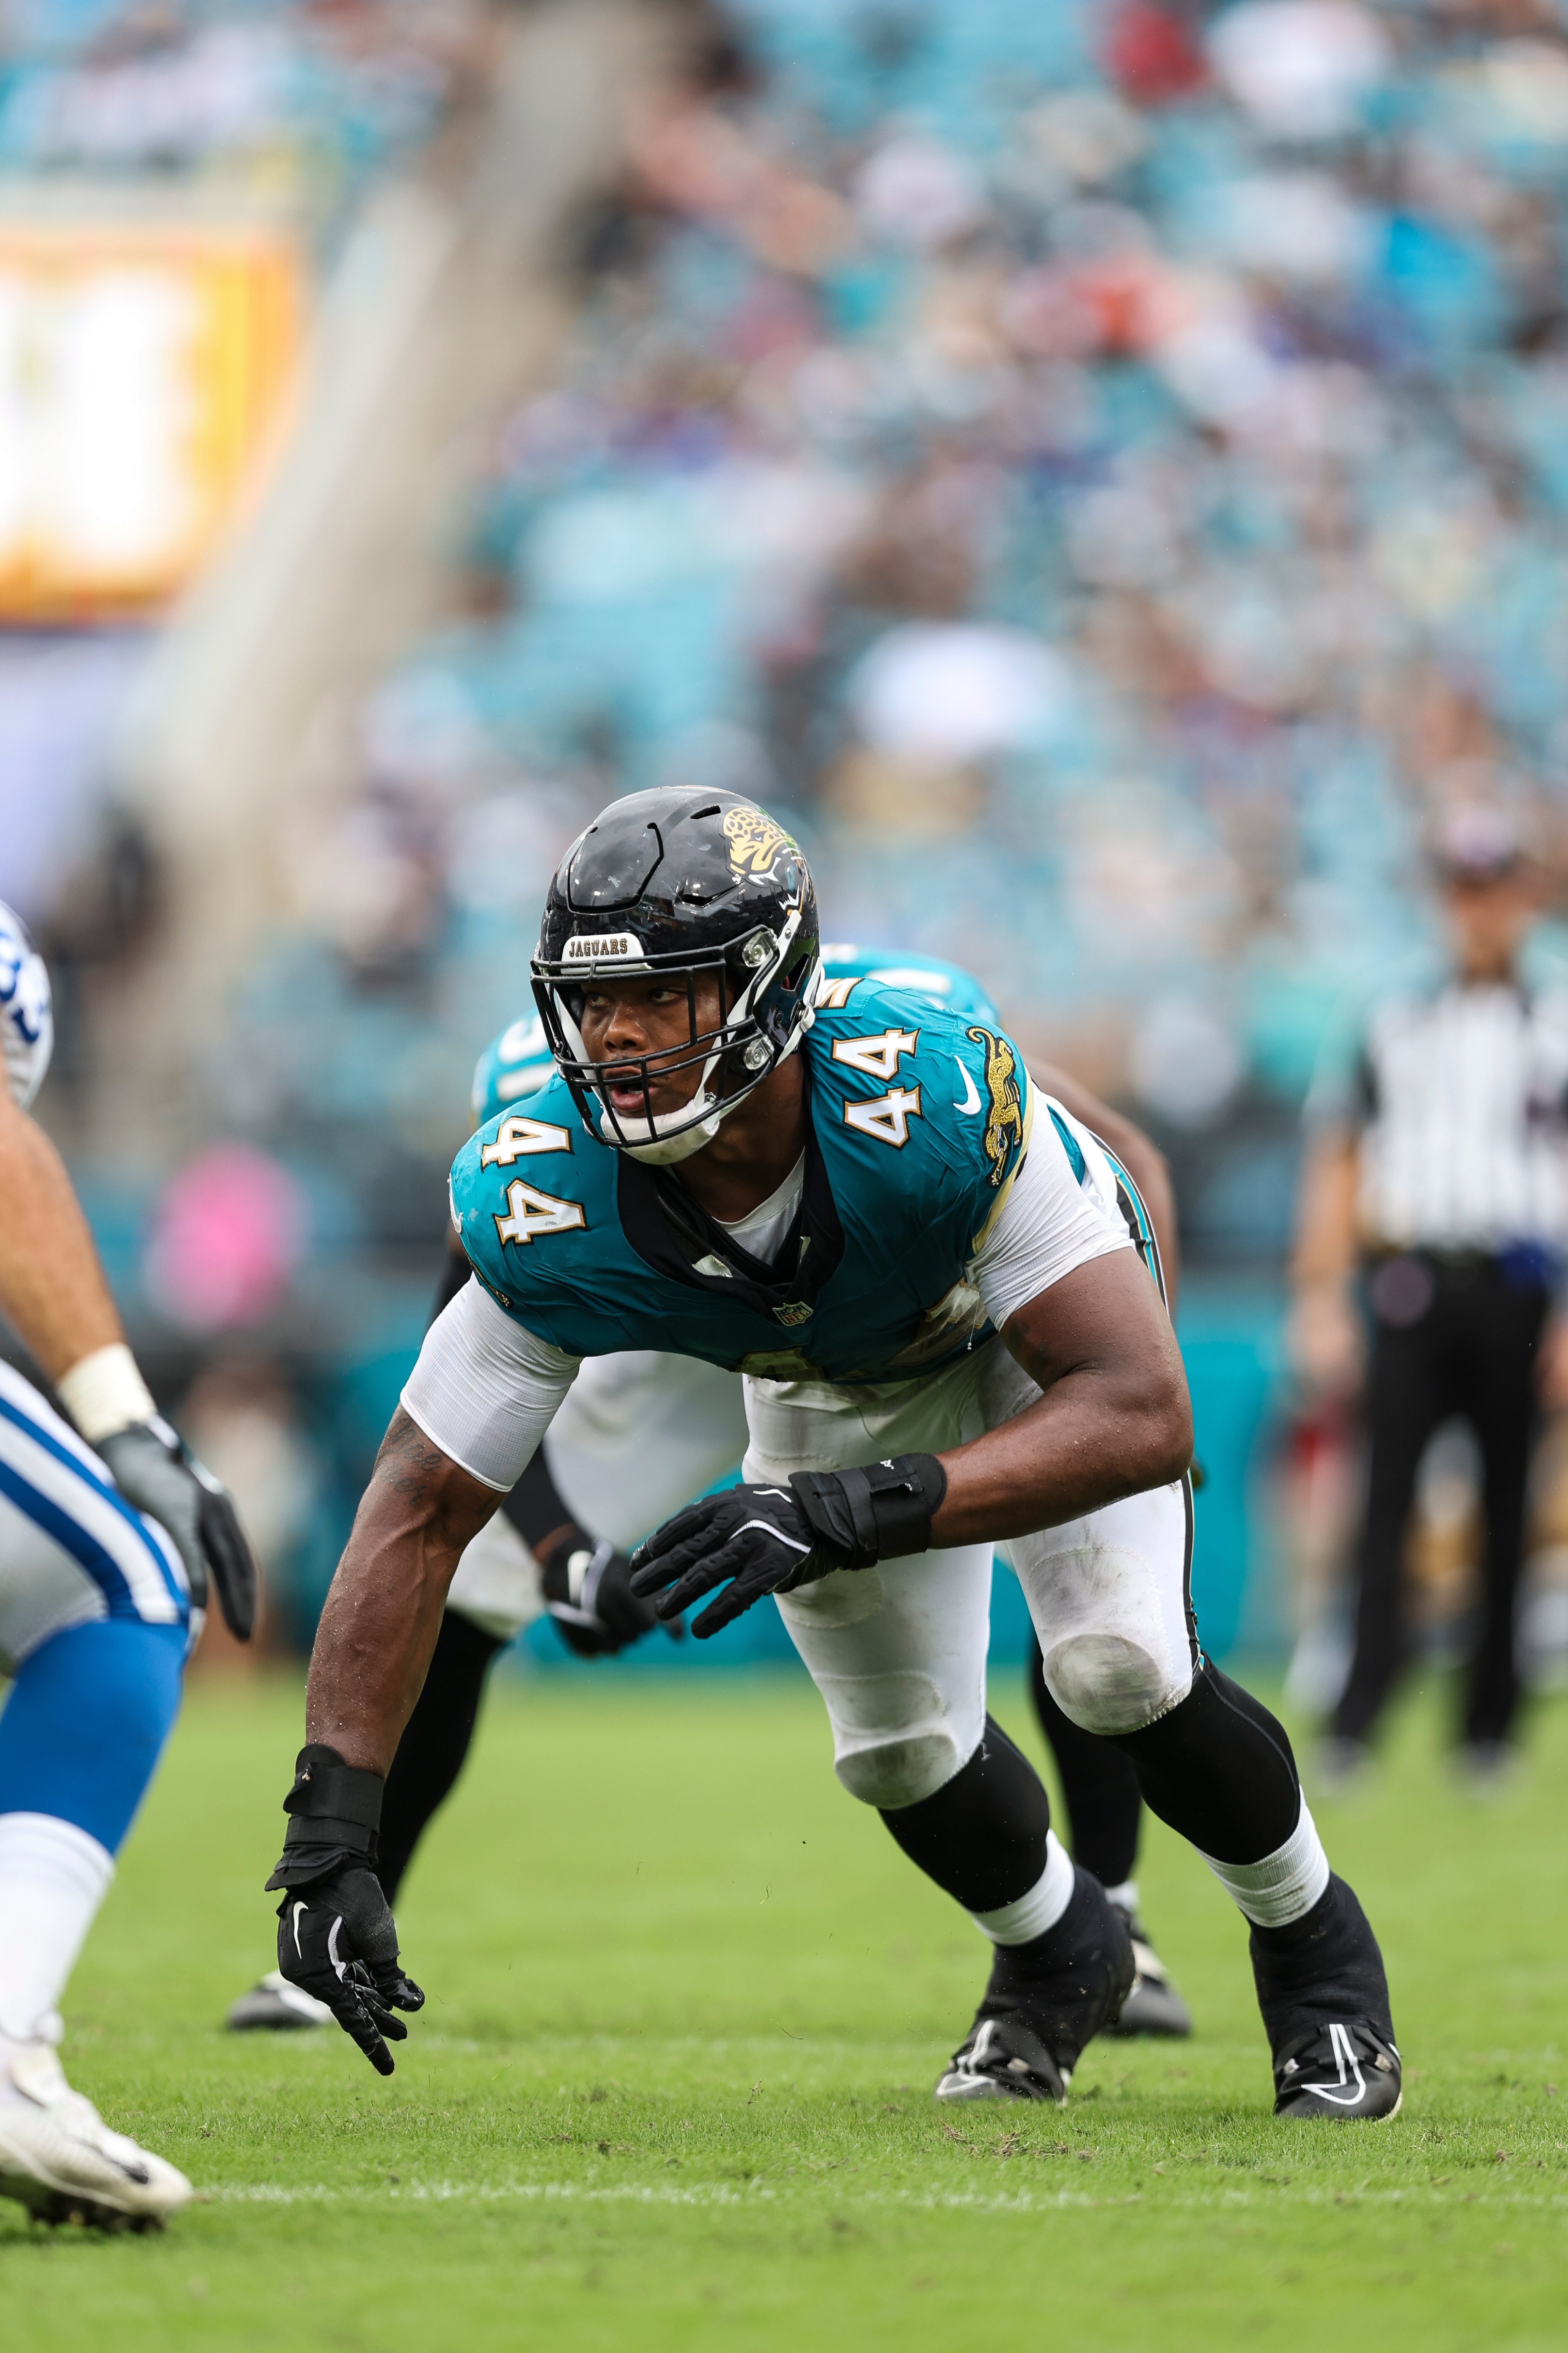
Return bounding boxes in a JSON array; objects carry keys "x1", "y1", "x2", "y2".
[{"x1": 206, "y1": 2178, "x2": 1568, "y2": 2215}]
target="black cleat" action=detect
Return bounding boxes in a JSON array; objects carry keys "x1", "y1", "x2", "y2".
[
  {"x1": 1106, "y1": 1898, "x2": 1192, "y2": 2038},
  {"x1": 1273, "y1": 2019, "x2": 1401, "y2": 2119},
  {"x1": 937, "y1": 2011, "x2": 1068, "y2": 2103},
  {"x1": 1251, "y1": 1873, "x2": 1402, "y2": 2124},
  {"x1": 935, "y1": 1868, "x2": 1135, "y2": 2103}
]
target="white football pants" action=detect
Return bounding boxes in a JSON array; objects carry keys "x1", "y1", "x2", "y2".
[
  {"x1": 445, "y1": 1351, "x2": 751, "y2": 1641},
  {"x1": 745, "y1": 1337, "x2": 1197, "y2": 1810},
  {"x1": 0, "y1": 1362, "x2": 190, "y2": 1674}
]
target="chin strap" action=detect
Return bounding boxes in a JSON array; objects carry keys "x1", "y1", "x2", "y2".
[{"x1": 604, "y1": 1102, "x2": 723, "y2": 1164}]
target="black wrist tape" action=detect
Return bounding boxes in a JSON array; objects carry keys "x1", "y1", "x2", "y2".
[
  {"x1": 790, "y1": 1452, "x2": 947, "y2": 1569},
  {"x1": 501, "y1": 1444, "x2": 579, "y2": 1555},
  {"x1": 538, "y1": 1524, "x2": 594, "y2": 1605},
  {"x1": 265, "y1": 1744, "x2": 385, "y2": 1889}
]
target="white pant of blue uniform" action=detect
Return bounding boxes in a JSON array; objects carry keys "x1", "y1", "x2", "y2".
[
  {"x1": 745, "y1": 1336, "x2": 1196, "y2": 1811},
  {"x1": 0, "y1": 1362, "x2": 190, "y2": 2045},
  {"x1": 0, "y1": 1362, "x2": 191, "y2": 1676}
]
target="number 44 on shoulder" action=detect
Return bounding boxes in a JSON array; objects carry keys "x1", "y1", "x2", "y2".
[
  {"x1": 834, "y1": 1029, "x2": 921, "y2": 1148},
  {"x1": 480, "y1": 1117, "x2": 584, "y2": 1246}
]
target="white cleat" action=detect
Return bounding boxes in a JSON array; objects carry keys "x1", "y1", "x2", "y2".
[
  {"x1": 227, "y1": 1968, "x2": 334, "y2": 2031},
  {"x1": 0, "y1": 2044, "x2": 192, "y2": 2230}
]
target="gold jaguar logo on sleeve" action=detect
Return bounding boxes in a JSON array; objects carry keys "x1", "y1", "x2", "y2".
[
  {"x1": 967, "y1": 1025, "x2": 1025, "y2": 1187},
  {"x1": 722, "y1": 806, "x2": 791, "y2": 875}
]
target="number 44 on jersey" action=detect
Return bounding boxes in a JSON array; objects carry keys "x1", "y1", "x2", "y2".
[
  {"x1": 480, "y1": 1115, "x2": 586, "y2": 1246},
  {"x1": 833, "y1": 1029, "x2": 922, "y2": 1149}
]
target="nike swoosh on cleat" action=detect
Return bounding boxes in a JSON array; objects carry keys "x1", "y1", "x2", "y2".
[
  {"x1": 1307, "y1": 2021, "x2": 1369, "y2": 2107},
  {"x1": 953, "y1": 1059, "x2": 981, "y2": 1114},
  {"x1": 292, "y1": 1902, "x2": 307, "y2": 1959}
]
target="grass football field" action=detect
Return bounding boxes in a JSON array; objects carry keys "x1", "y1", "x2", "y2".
[{"x1": 2, "y1": 1663, "x2": 1565, "y2": 2351}]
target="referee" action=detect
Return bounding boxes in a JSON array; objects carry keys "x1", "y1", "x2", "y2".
[{"x1": 1290, "y1": 804, "x2": 1568, "y2": 1774}]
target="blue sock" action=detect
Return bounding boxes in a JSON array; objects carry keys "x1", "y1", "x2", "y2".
[{"x1": 0, "y1": 1620, "x2": 185, "y2": 1855}]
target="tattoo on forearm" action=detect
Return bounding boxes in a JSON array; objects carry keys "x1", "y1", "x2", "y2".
[{"x1": 375, "y1": 1411, "x2": 451, "y2": 1504}]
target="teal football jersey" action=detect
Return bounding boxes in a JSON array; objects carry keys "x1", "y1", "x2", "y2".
[
  {"x1": 470, "y1": 1010, "x2": 553, "y2": 1130},
  {"x1": 468, "y1": 948, "x2": 999, "y2": 1131},
  {"x1": 816, "y1": 944, "x2": 999, "y2": 1029},
  {"x1": 449, "y1": 978, "x2": 1037, "y2": 1387}
]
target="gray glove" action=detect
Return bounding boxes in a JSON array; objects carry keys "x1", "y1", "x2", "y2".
[{"x1": 97, "y1": 1417, "x2": 258, "y2": 1640}]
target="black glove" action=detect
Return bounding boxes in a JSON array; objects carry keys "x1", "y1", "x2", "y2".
[
  {"x1": 274, "y1": 1867, "x2": 423, "y2": 2076},
  {"x1": 539, "y1": 1527, "x2": 678, "y2": 1657},
  {"x1": 629, "y1": 1454, "x2": 948, "y2": 1638},
  {"x1": 98, "y1": 1416, "x2": 259, "y2": 1640},
  {"x1": 264, "y1": 1744, "x2": 424, "y2": 2075}
]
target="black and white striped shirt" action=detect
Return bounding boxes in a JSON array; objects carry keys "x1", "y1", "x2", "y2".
[{"x1": 1311, "y1": 980, "x2": 1568, "y2": 1252}]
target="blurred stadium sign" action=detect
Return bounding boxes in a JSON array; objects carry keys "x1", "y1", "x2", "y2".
[{"x1": 0, "y1": 215, "x2": 298, "y2": 618}]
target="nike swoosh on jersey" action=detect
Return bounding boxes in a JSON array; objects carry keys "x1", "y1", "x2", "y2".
[{"x1": 953, "y1": 1058, "x2": 981, "y2": 1114}]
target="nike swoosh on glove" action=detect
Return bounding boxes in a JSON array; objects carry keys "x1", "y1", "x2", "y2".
[
  {"x1": 628, "y1": 1454, "x2": 946, "y2": 1639},
  {"x1": 628, "y1": 1485, "x2": 830, "y2": 1637},
  {"x1": 97, "y1": 1417, "x2": 259, "y2": 1640},
  {"x1": 274, "y1": 1868, "x2": 424, "y2": 2077},
  {"x1": 540, "y1": 1531, "x2": 681, "y2": 1656}
]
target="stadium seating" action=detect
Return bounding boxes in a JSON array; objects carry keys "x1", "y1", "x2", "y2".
[{"x1": 74, "y1": 0, "x2": 1568, "y2": 1654}]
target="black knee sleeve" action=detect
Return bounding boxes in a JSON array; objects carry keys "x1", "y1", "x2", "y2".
[
  {"x1": 377, "y1": 1611, "x2": 506, "y2": 1905},
  {"x1": 1110, "y1": 1660, "x2": 1301, "y2": 1867},
  {"x1": 879, "y1": 1715, "x2": 1051, "y2": 1912},
  {"x1": 1030, "y1": 1644, "x2": 1143, "y2": 1886}
]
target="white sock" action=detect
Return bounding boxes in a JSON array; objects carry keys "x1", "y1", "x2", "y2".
[
  {"x1": 1198, "y1": 1799, "x2": 1330, "y2": 1929},
  {"x1": 0, "y1": 1813, "x2": 115, "y2": 2093},
  {"x1": 968, "y1": 1829, "x2": 1075, "y2": 1946},
  {"x1": 1104, "y1": 1879, "x2": 1138, "y2": 1913}
]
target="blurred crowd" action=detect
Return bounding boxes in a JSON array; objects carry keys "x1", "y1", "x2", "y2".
[
  {"x1": 0, "y1": 0, "x2": 484, "y2": 240},
  {"x1": 17, "y1": 0, "x2": 1568, "y2": 1691},
  {"x1": 239, "y1": 0, "x2": 1568, "y2": 1228}
]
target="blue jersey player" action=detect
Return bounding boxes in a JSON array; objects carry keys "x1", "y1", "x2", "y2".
[
  {"x1": 233, "y1": 944, "x2": 1189, "y2": 2038},
  {"x1": 0, "y1": 901, "x2": 256, "y2": 2226},
  {"x1": 268, "y1": 792, "x2": 1400, "y2": 2119}
]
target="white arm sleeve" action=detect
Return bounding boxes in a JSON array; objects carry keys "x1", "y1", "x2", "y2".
[
  {"x1": 972, "y1": 1099, "x2": 1132, "y2": 1333},
  {"x1": 400, "y1": 1276, "x2": 581, "y2": 1491}
]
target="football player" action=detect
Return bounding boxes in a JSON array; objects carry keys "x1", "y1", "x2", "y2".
[
  {"x1": 0, "y1": 901, "x2": 257, "y2": 2226},
  {"x1": 230, "y1": 949, "x2": 1189, "y2": 2038},
  {"x1": 266, "y1": 793, "x2": 1399, "y2": 2117}
]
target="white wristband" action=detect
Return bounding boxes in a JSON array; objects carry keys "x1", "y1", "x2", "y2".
[{"x1": 56, "y1": 1344, "x2": 156, "y2": 1445}]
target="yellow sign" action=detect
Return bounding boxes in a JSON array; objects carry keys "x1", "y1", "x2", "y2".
[{"x1": 0, "y1": 219, "x2": 300, "y2": 619}]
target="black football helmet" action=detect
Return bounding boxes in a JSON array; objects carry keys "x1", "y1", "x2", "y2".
[{"x1": 531, "y1": 788, "x2": 822, "y2": 1163}]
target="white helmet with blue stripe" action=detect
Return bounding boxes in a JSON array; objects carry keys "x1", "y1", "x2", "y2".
[{"x1": 0, "y1": 901, "x2": 53, "y2": 1111}]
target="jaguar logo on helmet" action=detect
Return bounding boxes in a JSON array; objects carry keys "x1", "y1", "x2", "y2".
[{"x1": 723, "y1": 806, "x2": 792, "y2": 877}]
